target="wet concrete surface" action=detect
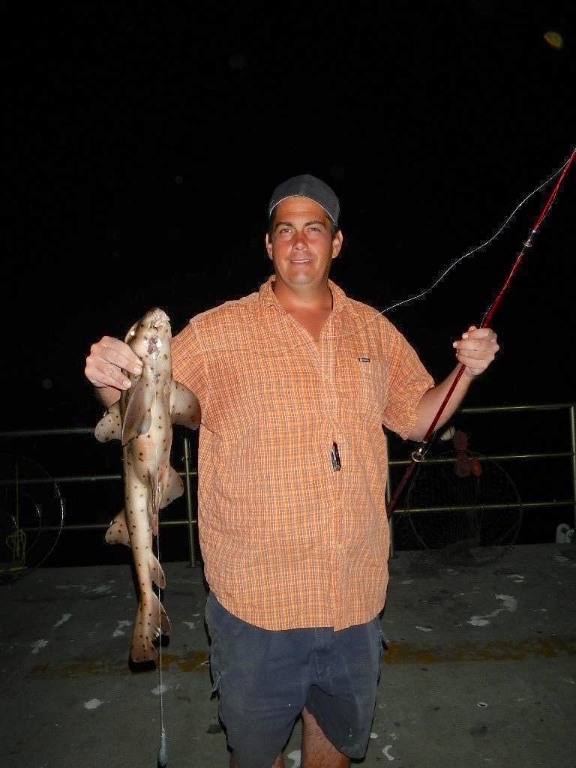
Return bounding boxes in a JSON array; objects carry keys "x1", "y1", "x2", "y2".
[{"x1": 1, "y1": 541, "x2": 575, "y2": 767}]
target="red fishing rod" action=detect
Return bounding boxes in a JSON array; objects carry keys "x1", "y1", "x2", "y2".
[{"x1": 386, "y1": 147, "x2": 576, "y2": 519}]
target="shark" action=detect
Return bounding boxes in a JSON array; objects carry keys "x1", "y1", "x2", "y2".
[{"x1": 94, "y1": 308, "x2": 200, "y2": 664}]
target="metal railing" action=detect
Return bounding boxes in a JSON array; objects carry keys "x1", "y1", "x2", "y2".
[{"x1": 1, "y1": 403, "x2": 575, "y2": 568}]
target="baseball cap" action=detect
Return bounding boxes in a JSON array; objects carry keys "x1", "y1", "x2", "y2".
[{"x1": 268, "y1": 174, "x2": 340, "y2": 226}]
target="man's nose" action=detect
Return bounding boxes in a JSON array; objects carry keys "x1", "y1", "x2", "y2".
[{"x1": 293, "y1": 230, "x2": 307, "y2": 248}]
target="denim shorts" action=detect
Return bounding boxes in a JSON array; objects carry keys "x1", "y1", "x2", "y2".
[{"x1": 205, "y1": 591, "x2": 384, "y2": 768}]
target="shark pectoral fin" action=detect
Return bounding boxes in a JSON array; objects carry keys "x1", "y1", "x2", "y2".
[
  {"x1": 149, "y1": 551, "x2": 167, "y2": 589},
  {"x1": 95, "y1": 404, "x2": 122, "y2": 442},
  {"x1": 121, "y1": 376, "x2": 154, "y2": 445},
  {"x1": 105, "y1": 511, "x2": 130, "y2": 547},
  {"x1": 171, "y1": 381, "x2": 201, "y2": 430}
]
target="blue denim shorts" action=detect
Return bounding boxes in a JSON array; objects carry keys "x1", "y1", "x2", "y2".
[{"x1": 205, "y1": 592, "x2": 384, "y2": 768}]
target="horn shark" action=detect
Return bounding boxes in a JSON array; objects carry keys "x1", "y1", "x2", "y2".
[{"x1": 94, "y1": 308, "x2": 200, "y2": 664}]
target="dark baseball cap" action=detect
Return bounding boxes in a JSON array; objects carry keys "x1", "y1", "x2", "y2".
[{"x1": 268, "y1": 174, "x2": 340, "y2": 226}]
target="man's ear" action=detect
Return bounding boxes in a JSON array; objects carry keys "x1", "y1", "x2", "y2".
[
  {"x1": 332, "y1": 231, "x2": 344, "y2": 260},
  {"x1": 265, "y1": 233, "x2": 273, "y2": 261}
]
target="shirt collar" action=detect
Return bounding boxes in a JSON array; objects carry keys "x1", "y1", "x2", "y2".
[{"x1": 259, "y1": 275, "x2": 351, "y2": 316}]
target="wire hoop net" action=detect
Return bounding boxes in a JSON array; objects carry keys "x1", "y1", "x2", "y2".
[
  {"x1": 392, "y1": 443, "x2": 523, "y2": 565},
  {"x1": 0, "y1": 453, "x2": 65, "y2": 581}
]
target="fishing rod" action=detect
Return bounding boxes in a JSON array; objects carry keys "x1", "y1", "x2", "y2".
[{"x1": 386, "y1": 146, "x2": 576, "y2": 520}]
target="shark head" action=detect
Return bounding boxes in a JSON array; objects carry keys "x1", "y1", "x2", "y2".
[{"x1": 125, "y1": 308, "x2": 171, "y2": 362}]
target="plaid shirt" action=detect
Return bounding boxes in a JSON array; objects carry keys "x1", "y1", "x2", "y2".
[{"x1": 172, "y1": 277, "x2": 433, "y2": 630}]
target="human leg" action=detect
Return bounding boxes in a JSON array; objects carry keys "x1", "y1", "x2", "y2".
[
  {"x1": 302, "y1": 707, "x2": 350, "y2": 768},
  {"x1": 205, "y1": 593, "x2": 383, "y2": 767},
  {"x1": 303, "y1": 618, "x2": 383, "y2": 761},
  {"x1": 205, "y1": 593, "x2": 304, "y2": 768}
]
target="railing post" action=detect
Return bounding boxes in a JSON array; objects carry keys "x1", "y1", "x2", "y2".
[
  {"x1": 182, "y1": 436, "x2": 197, "y2": 567},
  {"x1": 570, "y1": 405, "x2": 576, "y2": 531}
]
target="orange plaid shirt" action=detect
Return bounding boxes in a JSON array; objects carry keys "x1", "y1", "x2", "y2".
[{"x1": 172, "y1": 277, "x2": 433, "y2": 630}]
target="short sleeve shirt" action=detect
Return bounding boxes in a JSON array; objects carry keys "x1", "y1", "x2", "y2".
[{"x1": 172, "y1": 277, "x2": 433, "y2": 630}]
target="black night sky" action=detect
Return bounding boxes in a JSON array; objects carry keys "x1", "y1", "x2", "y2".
[{"x1": 5, "y1": 1, "x2": 576, "y2": 432}]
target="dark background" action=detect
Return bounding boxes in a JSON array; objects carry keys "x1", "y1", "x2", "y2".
[
  {"x1": 4, "y1": 1, "x2": 576, "y2": 429},
  {"x1": 2, "y1": 2, "x2": 576, "y2": 566}
]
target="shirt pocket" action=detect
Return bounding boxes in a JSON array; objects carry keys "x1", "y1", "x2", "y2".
[{"x1": 353, "y1": 358, "x2": 388, "y2": 424}]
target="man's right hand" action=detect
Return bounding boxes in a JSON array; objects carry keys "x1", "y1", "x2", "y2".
[{"x1": 84, "y1": 336, "x2": 143, "y2": 391}]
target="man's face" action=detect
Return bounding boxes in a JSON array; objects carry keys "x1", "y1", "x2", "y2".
[{"x1": 265, "y1": 197, "x2": 343, "y2": 291}]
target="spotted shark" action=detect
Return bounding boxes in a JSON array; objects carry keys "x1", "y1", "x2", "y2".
[{"x1": 94, "y1": 308, "x2": 200, "y2": 664}]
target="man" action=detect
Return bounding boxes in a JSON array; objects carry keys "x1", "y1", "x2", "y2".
[{"x1": 84, "y1": 174, "x2": 499, "y2": 767}]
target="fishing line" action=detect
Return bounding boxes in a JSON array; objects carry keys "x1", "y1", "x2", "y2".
[
  {"x1": 182, "y1": 149, "x2": 575, "y2": 367},
  {"x1": 382, "y1": 152, "x2": 574, "y2": 315},
  {"x1": 152, "y1": 346, "x2": 168, "y2": 768},
  {"x1": 386, "y1": 145, "x2": 576, "y2": 519},
  {"x1": 183, "y1": 148, "x2": 576, "y2": 447},
  {"x1": 156, "y1": 521, "x2": 168, "y2": 768}
]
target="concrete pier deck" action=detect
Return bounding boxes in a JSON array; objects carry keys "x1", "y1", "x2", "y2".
[{"x1": 1, "y1": 542, "x2": 575, "y2": 767}]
